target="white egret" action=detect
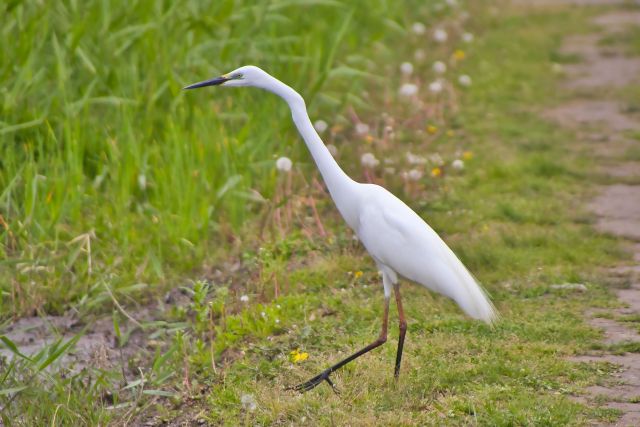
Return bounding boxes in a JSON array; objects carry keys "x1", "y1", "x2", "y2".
[{"x1": 184, "y1": 66, "x2": 498, "y2": 392}]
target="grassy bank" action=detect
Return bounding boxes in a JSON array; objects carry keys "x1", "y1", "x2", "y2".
[
  {"x1": 1, "y1": 0, "x2": 445, "y2": 317},
  {"x1": 0, "y1": 0, "x2": 628, "y2": 425}
]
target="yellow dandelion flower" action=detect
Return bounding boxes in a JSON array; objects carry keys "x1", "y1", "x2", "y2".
[
  {"x1": 290, "y1": 349, "x2": 309, "y2": 363},
  {"x1": 364, "y1": 135, "x2": 374, "y2": 144},
  {"x1": 427, "y1": 125, "x2": 438, "y2": 134},
  {"x1": 354, "y1": 271, "x2": 363, "y2": 279},
  {"x1": 462, "y1": 150, "x2": 473, "y2": 160},
  {"x1": 431, "y1": 167, "x2": 442, "y2": 177},
  {"x1": 446, "y1": 130, "x2": 455, "y2": 137},
  {"x1": 454, "y1": 49, "x2": 466, "y2": 60}
]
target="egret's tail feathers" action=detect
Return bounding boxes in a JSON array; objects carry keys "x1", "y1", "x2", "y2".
[
  {"x1": 456, "y1": 273, "x2": 499, "y2": 325},
  {"x1": 435, "y1": 245, "x2": 499, "y2": 325}
]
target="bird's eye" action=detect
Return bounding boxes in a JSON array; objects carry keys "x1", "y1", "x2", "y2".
[{"x1": 231, "y1": 73, "x2": 243, "y2": 80}]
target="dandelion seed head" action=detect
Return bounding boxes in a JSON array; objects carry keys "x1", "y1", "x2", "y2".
[
  {"x1": 399, "y1": 83, "x2": 418, "y2": 97},
  {"x1": 406, "y1": 152, "x2": 427, "y2": 165},
  {"x1": 429, "y1": 153, "x2": 445, "y2": 166},
  {"x1": 408, "y1": 169, "x2": 423, "y2": 181},
  {"x1": 355, "y1": 123, "x2": 370, "y2": 135},
  {"x1": 275, "y1": 156, "x2": 292, "y2": 172},
  {"x1": 452, "y1": 159, "x2": 464, "y2": 170},
  {"x1": 412, "y1": 22, "x2": 426, "y2": 35},
  {"x1": 361, "y1": 152, "x2": 380, "y2": 168},
  {"x1": 429, "y1": 81, "x2": 443, "y2": 94},
  {"x1": 241, "y1": 394, "x2": 257, "y2": 412},
  {"x1": 432, "y1": 61, "x2": 447, "y2": 74},
  {"x1": 314, "y1": 119, "x2": 328, "y2": 133},
  {"x1": 240, "y1": 295, "x2": 249, "y2": 303},
  {"x1": 433, "y1": 28, "x2": 448, "y2": 43},
  {"x1": 458, "y1": 74, "x2": 472, "y2": 87},
  {"x1": 400, "y1": 62, "x2": 414, "y2": 75},
  {"x1": 414, "y1": 49, "x2": 426, "y2": 61}
]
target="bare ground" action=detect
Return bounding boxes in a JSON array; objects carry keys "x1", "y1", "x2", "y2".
[{"x1": 537, "y1": 4, "x2": 640, "y2": 426}]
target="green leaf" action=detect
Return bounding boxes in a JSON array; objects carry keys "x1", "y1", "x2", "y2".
[
  {"x1": 0, "y1": 386, "x2": 28, "y2": 396},
  {"x1": 37, "y1": 332, "x2": 83, "y2": 372},
  {"x1": 0, "y1": 336, "x2": 32, "y2": 362}
]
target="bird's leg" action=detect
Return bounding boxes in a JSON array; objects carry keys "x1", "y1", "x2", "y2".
[
  {"x1": 393, "y1": 283, "x2": 407, "y2": 379},
  {"x1": 289, "y1": 297, "x2": 390, "y2": 393}
]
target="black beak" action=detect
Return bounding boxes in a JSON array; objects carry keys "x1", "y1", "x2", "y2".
[{"x1": 183, "y1": 76, "x2": 228, "y2": 90}]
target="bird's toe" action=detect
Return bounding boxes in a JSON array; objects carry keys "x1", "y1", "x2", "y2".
[{"x1": 288, "y1": 370, "x2": 336, "y2": 393}]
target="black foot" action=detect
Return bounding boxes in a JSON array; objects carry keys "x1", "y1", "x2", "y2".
[{"x1": 287, "y1": 370, "x2": 339, "y2": 394}]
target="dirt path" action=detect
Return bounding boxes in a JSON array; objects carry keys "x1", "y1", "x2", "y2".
[{"x1": 533, "y1": 3, "x2": 640, "y2": 425}]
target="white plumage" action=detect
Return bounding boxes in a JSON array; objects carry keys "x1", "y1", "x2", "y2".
[
  {"x1": 355, "y1": 184, "x2": 497, "y2": 323},
  {"x1": 185, "y1": 65, "x2": 498, "y2": 392}
]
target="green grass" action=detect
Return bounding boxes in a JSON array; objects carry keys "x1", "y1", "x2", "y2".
[
  {"x1": 2, "y1": 0, "x2": 449, "y2": 316},
  {"x1": 0, "y1": 0, "x2": 633, "y2": 425}
]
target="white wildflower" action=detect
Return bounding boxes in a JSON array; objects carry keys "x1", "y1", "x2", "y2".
[
  {"x1": 400, "y1": 62, "x2": 414, "y2": 75},
  {"x1": 261, "y1": 311, "x2": 266, "y2": 317},
  {"x1": 399, "y1": 83, "x2": 418, "y2": 97},
  {"x1": 355, "y1": 123, "x2": 370, "y2": 135},
  {"x1": 361, "y1": 152, "x2": 380, "y2": 168},
  {"x1": 137, "y1": 174, "x2": 147, "y2": 190},
  {"x1": 240, "y1": 294, "x2": 249, "y2": 303},
  {"x1": 275, "y1": 156, "x2": 292, "y2": 172},
  {"x1": 429, "y1": 80, "x2": 443, "y2": 94},
  {"x1": 462, "y1": 32, "x2": 474, "y2": 43},
  {"x1": 445, "y1": 0, "x2": 457, "y2": 6},
  {"x1": 326, "y1": 144, "x2": 338, "y2": 156},
  {"x1": 458, "y1": 74, "x2": 472, "y2": 87},
  {"x1": 241, "y1": 394, "x2": 257, "y2": 412},
  {"x1": 452, "y1": 159, "x2": 464, "y2": 170},
  {"x1": 276, "y1": 304, "x2": 281, "y2": 309},
  {"x1": 275, "y1": 319, "x2": 280, "y2": 324},
  {"x1": 432, "y1": 61, "x2": 447, "y2": 74},
  {"x1": 314, "y1": 119, "x2": 328, "y2": 133},
  {"x1": 412, "y1": 22, "x2": 426, "y2": 35},
  {"x1": 433, "y1": 28, "x2": 448, "y2": 43}
]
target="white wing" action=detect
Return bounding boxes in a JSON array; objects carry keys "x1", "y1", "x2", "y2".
[{"x1": 356, "y1": 185, "x2": 498, "y2": 324}]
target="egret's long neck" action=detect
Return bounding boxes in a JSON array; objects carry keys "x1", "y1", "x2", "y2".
[{"x1": 261, "y1": 77, "x2": 359, "y2": 227}]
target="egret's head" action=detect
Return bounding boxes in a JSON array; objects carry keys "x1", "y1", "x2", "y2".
[{"x1": 184, "y1": 65, "x2": 271, "y2": 90}]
